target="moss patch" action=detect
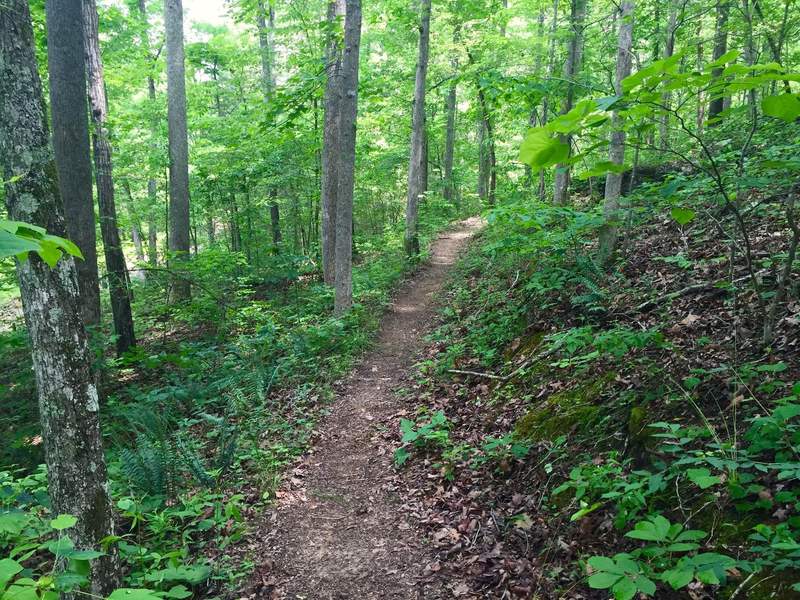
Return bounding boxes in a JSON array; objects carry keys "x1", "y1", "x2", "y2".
[{"x1": 514, "y1": 373, "x2": 615, "y2": 442}]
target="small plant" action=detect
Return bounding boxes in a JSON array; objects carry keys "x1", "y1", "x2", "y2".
[{"x1": 394, "y1": 410, "x2": 451, "y2": 467}]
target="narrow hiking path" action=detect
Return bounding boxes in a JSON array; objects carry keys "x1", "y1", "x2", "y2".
[{"x1": 250, "y1": 218, "x2": 483, "y2": 600}]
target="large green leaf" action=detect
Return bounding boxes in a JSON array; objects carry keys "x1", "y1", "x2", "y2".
[
  {"x1": 107, "y1": 589, "x2": 163, "y2": 600},
  {"x1": 519, "y1": 129, "x2": 569, "y2": 169},
  {"x1": 762, "y1": 94, "x2": 800, "y2": 122},
  {"x1": 0, "y1": 559, "x2": 23, "y2": 590}
]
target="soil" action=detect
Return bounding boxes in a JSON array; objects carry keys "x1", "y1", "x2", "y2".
[{"x1": 248, "y1": 218, "x2": 483, "y2": 600}]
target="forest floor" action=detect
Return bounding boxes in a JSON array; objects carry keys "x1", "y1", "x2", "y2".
[{"x1": 243, "y1": 217, "x2": 483, "y2": 600}]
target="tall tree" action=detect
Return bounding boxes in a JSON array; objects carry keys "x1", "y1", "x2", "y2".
[
  {"x1": 333, "y1": 0, "x2": 362, "y2": 314},
  {"x1": 552, "y1": 0, "x2": 587, "y2": 205},
  {"x1": 321, "y1": 0, "x2": 345, "y2": 285},
  {"x1": 404, "y1": 0, "x2": 432, "y2": 256},
  {"x1": 83, "y1": 0, "x2": 136, "y2": 355},
  {"x1": 137, "y1": 0, "x2": 160, "y2": 268},
  {"x1": 164, "y1": 0, "x2": 191, "y2": 301},
  {"x1": 442, "y1": 26, "x2": 459, "y2": 208},
  {"x1": 0, "y1": 1, "x2": 118, "y2": 594},
  {"x1": 708, "y1": 0, "x2": 730, "y2": 121},
  {"x1": 46, "y1": 0, "x2": 101, "y2": 326},
  {"x1": 598, "y1": 0, "x2": 635, "y2": 264},
  {"x1": 256, "y1": 0, "x2": 282, "y2": 250}
]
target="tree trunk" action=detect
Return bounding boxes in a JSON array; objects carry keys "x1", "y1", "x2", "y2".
[
  {"x1": 553, "y1": 0, "x2": 587, "y2": 205},
  {"x1": 270, "y1": 191, "x2": 282, "y2": 248},
  {"x1": 476, "y1": 86, "x2": 496, "y2": 206},
  {"x1": 442, "y1": 34, "x2": 458, "y2": 208},
  {"x1": 322, "y1": 0, "x2": 345, "y2": 284},
  {"x1": 256, "y1": 0, "x2": 276, "y2": 100},
  {"x1": 83, "y1": 0, "x2": 136, "y2": 356},
  {"x1": 137, "y1": 0, "x2": 160, "y2": 271},
  {"x1": 0, "y1": 2, "x2": 119, "y2": 594},
  {"x1": 708, "y1": 0, "x2": 730, "y2": 122},
  {"x1": 404, "y1": 0, "x2": 432, "y2": 256},
  {"x1": 147, "y1": 208, "x2": 158, "y2": 266},
  {"x1": 659, "y1": 0, "x2": 679, "y2": 148},
  {"x1": 333, "y1": 0, "x2": 362, "y2": 314},
  {"x1": 45, "y1": 0, "x2": 101, "y2": 327},
  {"x1": 598, "y1": 0, "x2": 634, "y2": 265},
  {"x1": 164, "y1": 0, "x2": 191, "y2": 301}
]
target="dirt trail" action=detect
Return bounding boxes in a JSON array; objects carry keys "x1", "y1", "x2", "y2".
[{"x1": 253, "y1": 218, "x2": 482, "y2": 600}]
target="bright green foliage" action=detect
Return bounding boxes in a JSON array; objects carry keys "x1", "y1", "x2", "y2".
[{"x1": 0, "y1": 221, "x2": 83, "y2": 267}]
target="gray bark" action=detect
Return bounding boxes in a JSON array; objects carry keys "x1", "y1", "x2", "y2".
[
  {"x1": 333, "y1": 0, "x2": 362, "y2": 314},
  {"x1": 322, "y1": 0, "x2": 345, "y2": 284},
  {"x1": 164, "y1": 0, "x2": 191, "y2": 301},
  {"x1": 708, "y1": 0, "x2": 730, "y2": 121},
  {"x1": 0, "y1": 1, "x2": 118, "y2": 594},
  {"x1": 83, "y1": 0, "x2": 136, "y2": 355},
  {"x1": 256, "y1": 0, "x2": 276, "y2": 100},
  {"x1": 270, "y1": 192, "x2": 282, "y2": 247},
  {"x1": 404, "y1": 0, "x2": 432, "y2": 256},
  {"x1": 137, "y1": 0, "x2": 159, "y2": 268},
  {"x1": 442, "y1": 51, "x2": 458, "y2": 208},
  {"x1": 45, "y1": 0, "x2": 101, "y2": 327},
  {"x1": 552, "y1": 0, "x2": 587, "y2": 205},
  {"x1": 598, "y1": 0, "x2": 634, "y2": 264},
  {"x1": 659, "y1": 0, "x2": 679, "y2": 148}
]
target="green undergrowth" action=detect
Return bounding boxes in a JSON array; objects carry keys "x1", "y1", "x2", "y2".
[
  {"x1": 0, "y1": 206, "x2": 457, "y2": 599},
  {"x1": 396, "y1": 175, "x2": 800, "y2": 598}
]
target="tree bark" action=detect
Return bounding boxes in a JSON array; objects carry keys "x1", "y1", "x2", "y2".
[
  {"x1": 256, "y1": 0, "x2": 276, "y2": 100},
  {"x1": 322, "y1": 0, "x2": 345, "y2": 284},
  {"x1": 476, "y1": 85, "x2": 496, "y2": 206},
  {"x1": 598, "y1": 0, "x2": 634, "y2": 265},
  {"x1": 164, "y1": 0, "x2": 191, "y2": 301},
  {"x1": 442, "y1": 26, "x2": 459, "y2": 209},
  {"x1": 0, "y1": 2, "x2": 119, "y2": 594},
  {"x1": 552, "y1": 0, "x2": 587, "y2": 205},
  {"x1": 137, "y1": 0, "x2": 160, "y2": 269},
  {"x1": 404, "y1": 0, "x2": 432, "y2": 256},
  {"x1": 659, "y1": 0, "x2": 679, "y2": 148},
  {"x1": 270, "y1": 191, "x2": 282, "y2": 248},
  {"x1": 83, "y1": 0, "x2": 136, "y2": 355},
  {"x1": 45, "y1": 0, "x2": 101, "y2": 327},
  {"x1": 708, "y1": 0, "x2": 730, "y2": 122},
  {"x1": 333, "y1": 0, "x2": 362, "y2": 314}
]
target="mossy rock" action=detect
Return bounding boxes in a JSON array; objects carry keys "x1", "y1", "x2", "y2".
[
  {"x1": 504, "y1": 330, "x2": 545, "y2": 361},
  {"x1": 514, "y1": 373, "x2": 615, "y2": 442}
]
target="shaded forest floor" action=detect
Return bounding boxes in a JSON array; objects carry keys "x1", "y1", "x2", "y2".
[{"x1": 241, "y1": 218, "x2": 482, "y2": 600}]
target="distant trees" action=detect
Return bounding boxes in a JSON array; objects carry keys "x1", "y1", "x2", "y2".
[
  {"x1": 405, "y1": 0, "x2": 432, "y2": 256},
  {"x1": 164, "y1": 0, "x2": 191, "y2": 301},
  {"x1": 0, "y1": 0, "x2": 119, "y2": 594}
]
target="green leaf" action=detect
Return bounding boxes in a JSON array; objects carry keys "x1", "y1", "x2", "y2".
[
  {"x1": 0, "y1": 513, "x2": 29, "y2": 536},
  {"x1": 519, "y1": 129, "x2": 569, "y2": 169},
  {"x1": 588, "y1": 572, "x2": 621, "y2": 589},
  {"x1": 670, "y1": 207, "x2": 695, "y2": 226},
  {"x1": 762, "y1": 94, "x2": 800, "y2": 122},
  {"x1": 707, "y1": 49, "x2": 740, "y2": 68},
  {"x1": 50, "y1": 515, "x2": 78, "y2": 531},
  {"x1": 0, "y1": 229, "x2": 40, "y2": 259},
  {"x1": 662, "y1": 568, "x2": 694, "y2": 590},
  {"x1": 686, "y1": 468, "x2": 720, "y2": 489},
  {"x1": 107, "y1": 589, "x2": 163, "y2": 600},
  {"x1": 164, "y1": 586, "x2": 192, "y2": 599},
  {"x1": 588, "y1": 556, "x2": 623, "y2": 574},
  {"x1": 635, "y1": 574, "x2": 657, "y2": 595},
  {"x1": 612, "y1": 576, "x2": 637, "y2": 600},
  {"x1": 0, "y1": 559, "x2": 23, "y2": 590}
]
